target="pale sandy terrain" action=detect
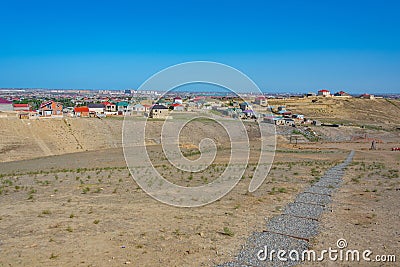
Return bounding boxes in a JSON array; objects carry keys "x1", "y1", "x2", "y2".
[
  {"x1": 0, "y1": 117, "x2": 123, "y2": 162},
  {"x1": 0, "y1": 99, "x2": 399, "y2": 266},
  {"x1": 303, "y1": 147, "x2": 400, "y2": 267}
]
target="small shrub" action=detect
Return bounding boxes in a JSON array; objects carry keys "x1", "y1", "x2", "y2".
[
  {"x1": 82, "y1": 187, "x2": 90, "y2": 194},
  {"x1": 222, "y1": 227, "x2": 234, "y2": 237}
]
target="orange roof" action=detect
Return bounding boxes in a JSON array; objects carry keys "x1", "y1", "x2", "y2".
[{"x1": 74, "y1": 106, "x2": 89, "y2": 112}]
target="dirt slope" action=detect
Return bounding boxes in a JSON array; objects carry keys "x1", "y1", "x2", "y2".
[
  {"x1": 0, "y1": 117, "x2": 123, "y2": 162},
  {"x1": 268, "y1": 98, "x2": 400, "y2": 127}
]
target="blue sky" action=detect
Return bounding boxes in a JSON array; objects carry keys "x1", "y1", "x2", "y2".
[{"x1": 0, "y1": 0, "x2": 399, "y2": 93}]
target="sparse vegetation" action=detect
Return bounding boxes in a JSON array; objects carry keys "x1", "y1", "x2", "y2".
[{"x1": 222, "y1": 227, "x2": 234, "y2": 237}]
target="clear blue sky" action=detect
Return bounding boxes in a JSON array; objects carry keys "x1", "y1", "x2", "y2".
[{"x1": 0, "y1": 0, "x2": 399, "y2": 93}]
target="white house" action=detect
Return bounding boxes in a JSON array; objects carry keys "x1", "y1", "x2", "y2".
[
  {"x1": 173, "y1": 97, "x2": 183, "y2": 104},
  {"x1": 88, "y1": 103, "x2": 105, "y2": 114},
  {"x1": 133, "y1": 103, "x2": 146, "y2": 113},
  {"x1": 318, "y1": 89, "x2": 331, "y2": 97}
]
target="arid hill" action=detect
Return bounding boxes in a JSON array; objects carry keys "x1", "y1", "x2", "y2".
[
  {"x1": 268, "y1": 97, "x2": 400, "y2": 128},
  {"x1": 0, "y1": 117, "x2": 123, "y2": 162}
]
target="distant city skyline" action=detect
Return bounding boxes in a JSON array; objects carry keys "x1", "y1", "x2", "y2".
[
  {"x1": 1, "y1": 87, "x2": 398, "y2": 96},
  {"x1": 1, "y1": 0, "x2": 399, "y2": 93}
]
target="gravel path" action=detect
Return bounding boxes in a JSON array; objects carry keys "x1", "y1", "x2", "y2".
[{"x1": 219, "y1": 150, "x2": 355, "y2": 267}]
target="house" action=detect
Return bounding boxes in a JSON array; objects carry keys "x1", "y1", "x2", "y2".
[
  {"x1": 239, "y1": 102, "x2": 252, "y2": 111},
  {"x1": 277, "y1": 106, "x2": 291, "y2": 117},
  {"x1": 143, "y1": 104, "x2": 151, "y2": 111},
  {"x1": 133, "y1": 103, "x2": 146, "y2": 113},
  {"x1": 221, "y1": 107, "x2": 237, "y2": 117},
  {"x1": 74, "y1": 106, "x2": 90, "y2": 117},
  {"x1": 306, "y1": 92, "x2": 317, "y2": 97},
  {"x1": 263, "y1": 116, "x2": 279, "y2": 124},
  {"x1": 13, "y1": 103, "x2": 30, "y2": 112},
  {"x1": 263, "y1": 116, "x2": 294, "y2": 126},
  {"x1": 39, "y1": 100, "x2": 63, "y2": 116},
  {"x1": 280, "y1": 111, "x2": 292, "y2": 117},
  {"x1": 312, "y1": 120, "x2": 322, "y2": 126},
  {"x1": 18, "y1": 112, "x2": 30, "y2": 119},
  {"x1": 186, "y1": 102, "x2": 197, "y2": 111},
  {"x1": 149, "y1": 104, "x2": 169, "y2": 118},
  {"x1": 116, "y1": 101, "x2": 129, "y2": 115},
  {"x1": 292, "y1": 114, "x2": 304, "y2": 120},
  {"x1": 103, "y1": 101, "x2": 117, "y2": 113},
  {"x1": 132, "y1": 103, "x2": 150, "y2": 113},
  {"x1": 0, "y1": 98, "x2": 13, "y2": 111},
  {"x1": 359, "y1": 94, "x2": 375, "y2": 99},
  {"x1": 277, "y1": 106, "x2": 286, "y2": 112},
  {"x1": 318, "y1": 89, "x2": 331, "y2": 97},
  {"x1": 88, "y1": 103, "x2": 105, "y2": 115},
  {"x1": 278, "y1": 118, "x2": 295, "y2": 126},
  {"x1": 334, "y1": 91, "x2": 352, "y2": 97},
  {"x1": 242, "y1": 110, "x2": 258, "y2": 119},
  {"x1": 170, "y1": 103, "x2": 185, "y2": 111},
  {"x1": 173, "y1": 97, "x2": 183, "y2": 104},
  {"x1": 126, "y1": 104, "x2": 134, "y2": 115},
  {"x1": 254, "y1": 96, "x2": 267, "y2": 106}
]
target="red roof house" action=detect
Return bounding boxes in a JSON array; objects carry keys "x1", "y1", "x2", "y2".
[
  {"x1": 170, "y1": 103, "x2": 185, "y2": 111},
  {"x1": 173, "y1": 97, "x2": 183, "y2": 104},
  {"x1": 102, "y1": 101, "x2": 117, "y2": 112},
  {"x1": 13, "y1": 103, "x2": 30, "y2": 111},
  {"x1": 317, "y1": 89, "x2": 331, "y2": 97},
  {"x1": 74, "y1": 106, "x2": 90, "y2": 117}
]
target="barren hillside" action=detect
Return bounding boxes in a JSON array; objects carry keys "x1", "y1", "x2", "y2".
[
  {"x1": 268, "y1": 97, "x2": 400, "y2": 128},
  {"x1": 0, "y1": 117, "x2": 123, "y2": 162},
  {"x1": 1, "y1": 98, "x2": 399, "y2": 162}
]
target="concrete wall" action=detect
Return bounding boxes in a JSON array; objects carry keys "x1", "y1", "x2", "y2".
[{"x1": 0, "y1": 104, "x2": 13, "y2": 111}]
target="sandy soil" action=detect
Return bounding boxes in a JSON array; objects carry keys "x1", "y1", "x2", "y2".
[
  {"x1": 303, "y1": 147, "x2": 400, "y2": 267},
  {"x1": 0, "y1": 145, "x2": 350, "y2": 266},
  {"x1": 0, "y1": 102, "x2": 399, "y2": 266}
]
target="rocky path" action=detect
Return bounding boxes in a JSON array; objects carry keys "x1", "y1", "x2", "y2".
[{"x1": 220, "y1": 151, "x2": 355, "y2": 267}]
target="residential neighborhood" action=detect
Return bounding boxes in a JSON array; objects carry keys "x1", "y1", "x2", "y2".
[{"x1": 0, "y1": 89, "x2": 394, "y2": 130}]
